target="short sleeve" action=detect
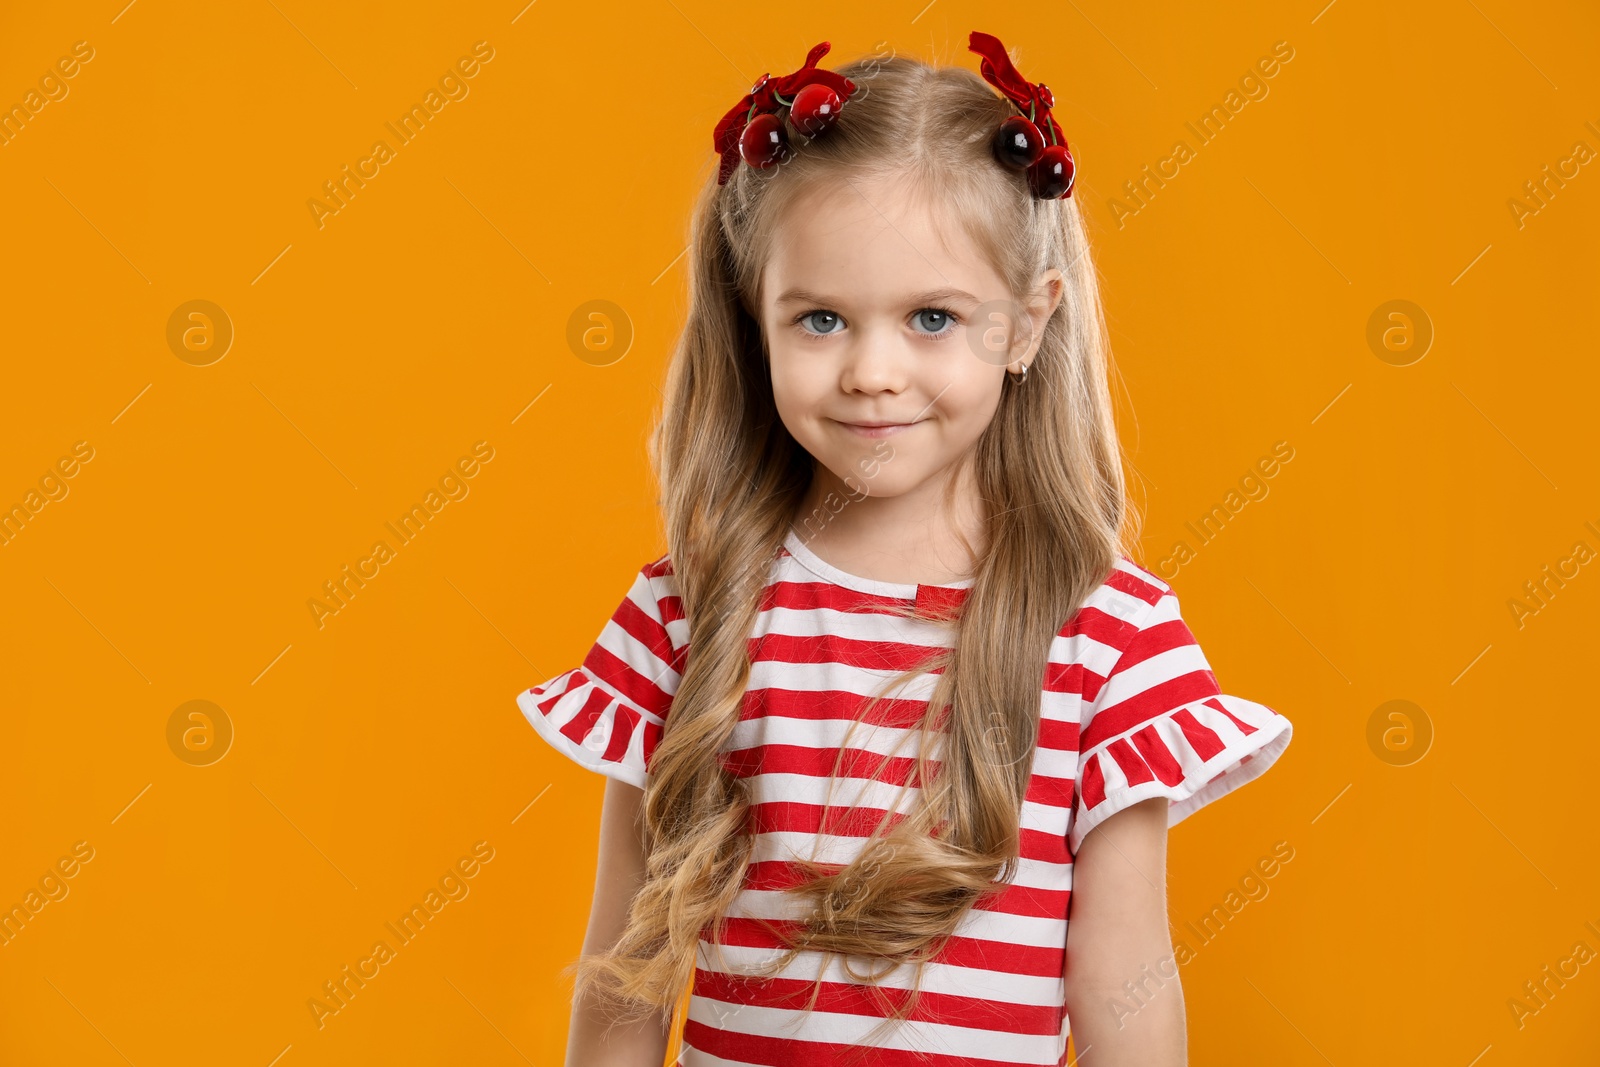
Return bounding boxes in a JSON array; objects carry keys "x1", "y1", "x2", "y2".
[
  {"x1": 514, "y1": 559, "x2": 684, "y2": 790},
  {"x1": 1068, "y1": 581, "x2": 1292, "y2": 855}
]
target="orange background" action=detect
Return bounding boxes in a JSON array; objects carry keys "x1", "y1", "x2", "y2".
[{"x1": 2, "y1": 1, "x2": 1596, "y2": 1064}]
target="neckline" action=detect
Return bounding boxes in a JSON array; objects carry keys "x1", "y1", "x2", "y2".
[{"x1": 781, "y1": 528, "x2": 975, "y2": 598}]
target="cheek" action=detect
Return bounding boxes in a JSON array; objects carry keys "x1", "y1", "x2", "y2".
[
  {"x1": 767, "y1": 346, "x2": 827, "y2": 422},
  {"x1": 936, "y1": 368, "x2": 1006, "y2": 444}
]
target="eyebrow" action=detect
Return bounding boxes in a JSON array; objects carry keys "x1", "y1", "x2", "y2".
[{"x1": 772, "y1": 286, "x2": 982, "y2": 308}]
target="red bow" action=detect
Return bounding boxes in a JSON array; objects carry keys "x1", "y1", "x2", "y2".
[
  {"x1": 711, "y1": 41, "x2": 857, "y2": 185},
  {"x1": 967, "y1": 31, "x2": 1063, "y2": 148}
]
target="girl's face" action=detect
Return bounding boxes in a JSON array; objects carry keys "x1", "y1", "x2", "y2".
[{"x1": 759, "y1": 172, "x2": 1061, "y2": 510}]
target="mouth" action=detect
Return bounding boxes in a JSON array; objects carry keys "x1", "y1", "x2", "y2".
[{"x1": 831, "y1": 419, "x2": 925, "y2": 438}]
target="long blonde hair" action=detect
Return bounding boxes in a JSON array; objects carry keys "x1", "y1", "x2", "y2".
[{"x1": 567, "y1": 43, "x2": 1137, "y2": 1052}]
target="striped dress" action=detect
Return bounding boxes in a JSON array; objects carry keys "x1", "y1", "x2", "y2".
[{"x1": 517, "y1": 529, "x2": 1293, "y2": 1066}]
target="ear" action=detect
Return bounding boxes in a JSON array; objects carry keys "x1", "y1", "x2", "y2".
[{"x1": 1016, "y1": 267, "x2": 1065, "y2": 368}]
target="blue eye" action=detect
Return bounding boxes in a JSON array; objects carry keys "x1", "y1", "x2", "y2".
[
  {"x1": 913, "y1": 308, "x2": 959, "y2": 336},
  {"x1": 797, "y1": 310, "x2": 843, "y2": 336}
]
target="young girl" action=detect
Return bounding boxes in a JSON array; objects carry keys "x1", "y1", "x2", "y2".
[{"x1": 517, "y1": 32, "x2": 1292, "y2": 1067}]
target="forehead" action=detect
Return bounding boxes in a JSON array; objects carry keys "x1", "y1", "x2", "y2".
[{"x1": 760, "y1": 173, "x2": 1007, "y2": 308}]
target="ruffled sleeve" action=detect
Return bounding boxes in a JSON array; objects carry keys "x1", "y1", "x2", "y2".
[
  {"x1": 515, "y1": 557, "x2": 685, "y2": 791},
  {"x1": 1068, "y1": 575, "x2": 1292, "y2": 855}
]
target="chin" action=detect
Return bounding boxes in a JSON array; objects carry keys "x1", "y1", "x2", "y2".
[{"x1": 834, "y1": 469, "x2": 918, "y2": 500}]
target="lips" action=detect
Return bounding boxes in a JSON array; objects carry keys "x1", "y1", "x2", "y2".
[{"x1": 833, "y1": 419, "x2": 924, "y2": 438}]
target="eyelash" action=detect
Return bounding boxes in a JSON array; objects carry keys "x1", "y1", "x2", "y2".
[{"x1": 790, "y1": 306, "x2": 964, "y2": 341}]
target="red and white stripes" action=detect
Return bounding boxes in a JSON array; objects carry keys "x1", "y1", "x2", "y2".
[{"x1": 515, "y1": 533, "x2": 1293, "y2": 1066}]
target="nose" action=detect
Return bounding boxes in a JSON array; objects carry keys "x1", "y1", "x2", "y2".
[{"x1": 837, "y1": 325, "x2": 909, "y2": 395}]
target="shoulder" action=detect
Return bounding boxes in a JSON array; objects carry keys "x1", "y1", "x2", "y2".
[
  {"x1": 1051, "y1": 554, "x2": 1182, "y2": 658},
  {"x1": 1102, "y1": 554, "x2": 1175, "y2": 612},
  {"x1": 636, "y1": 541, "x2": 784, "y2": 614},
  {"x1": 635, "y1": 552, "x2": 687, "y2": 648},
  {"x1": 1076, "y1": 554, "x2": 1176, "y2": 627}
]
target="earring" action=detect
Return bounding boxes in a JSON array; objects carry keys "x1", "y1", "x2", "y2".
[{"x1": 1009, "y1": 362, "x2": 1029, "y2": 384}]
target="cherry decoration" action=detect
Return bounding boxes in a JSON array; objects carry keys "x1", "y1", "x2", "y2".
[
  {"x1": 709, "y1": 33, "x2": 1074, "y2": 199},
  {"x1": 740, "y1": 112, "x2": 790, "y2": 169},
  {"x1": 994, "y1": 115, "x2": 1044, "y2": 169},
  {"x1": 712, "y1": 42, "x2": 858, "y2": 185},
  {"x1": 789, "y1": 82, "x2": 844, "y2": 137},
  {"x1": 969, "y1": 31, "x2": 1076, "y2": 199},
  {"x1": 1027, "y1": 144, "x2": 1076, "y2": 199}
]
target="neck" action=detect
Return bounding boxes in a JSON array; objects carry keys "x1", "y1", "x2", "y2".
[{"x1": 792, "y1": 457, "x2": 986, "y2": 585}]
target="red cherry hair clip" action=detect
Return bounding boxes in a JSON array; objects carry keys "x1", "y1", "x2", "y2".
[
  {"x1": 968, "y1": 31, "x2": 1076, "y2": 199},
  {"x1": 712, "y1": 42, "x2": 859, "y2": 185},
  {"x1": 710, "y1": 35, "x2": 1074, "y2": 198}
]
